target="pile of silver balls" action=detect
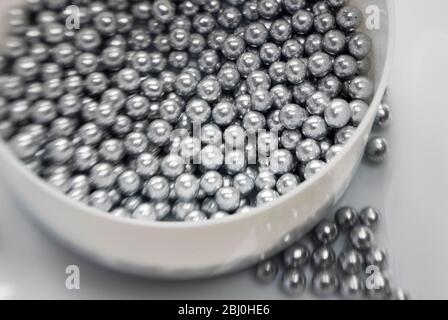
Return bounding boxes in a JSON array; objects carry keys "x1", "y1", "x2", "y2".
[
  {"x1": 0, "y1": 0, "x2": 375, "y2": 221},
  {"x1": 256, "y1": 206, "x2": 409, "y2": 300}
]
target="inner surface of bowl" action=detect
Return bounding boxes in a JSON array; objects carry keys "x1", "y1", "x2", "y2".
[{"x1": 0, "y1": 0, "x2": 393, "y2": 278}]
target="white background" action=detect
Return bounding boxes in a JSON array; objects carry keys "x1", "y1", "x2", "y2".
[{"x1": 1, "y1": 0, "x2": 448, "y2": 299}]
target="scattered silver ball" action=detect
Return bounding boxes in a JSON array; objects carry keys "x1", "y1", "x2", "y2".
[
  {"x1": 375, "y1": 102, "x2": 392, "y2": 127},
  {"x1": 340, "y1": 274, "x2": 365, "y2": 300},
  {"x1": 312, "y1": 245, "x2": 336, "y2": 269},
  {"x1": 312, "y1": 269, "x2": 339, "y2": 297},
  {"x1": 359, "y1": 206, "x2": 381, "y2": 229},
  {"x1": 365, "y1": 136, "x2": 388, "y2": 163},
  {"x1": 365, "y1": 247, "x2": 388, "y2": 270},
  {"x1": 256, "y1": 259, "x2": 279, "y2": 284},
  {"x1": 315, "y1": 220, "x2": 339, "y2": 244},
  {"x1": 283, "y1": 243, "x2": 310, "y2": 268},
  {"x1": 338, "y1": 249, "x2": 364, "y2": 275},
  {"x1": 335, "y1": 206, "x2": 358, "y2": 230},
  {"x1": 282, "y1": 268, "x2": 307, "y2": 296},
  {"x1": 350, "y1": 225, "x2": 374, "y2": 251}
]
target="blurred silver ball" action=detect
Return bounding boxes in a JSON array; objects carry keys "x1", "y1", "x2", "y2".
[
  {"x1": 350, "y1": 225, "x2": 374, "y2": 251},
  {"x1": 256, "y1": 259, "x2": 279, "y2": 284},
  {"x1": 340, "y1": 275, "x2": 365, "y2": 300},
  {"x1": 335, "y1": 206, "x2": 358, "y2": 230},
  {"x1": 339, "y1": 249, "x2": 364, "y2": 275},
  {"x1": 284, "y1": 243, "x2": 310, "y2": 268},
  {"x1": 312, "y1": 269, "x2": 339, "y2": 297},
  {"x1": 282, "y1": 268, "x2": 307, "y2": 296}
]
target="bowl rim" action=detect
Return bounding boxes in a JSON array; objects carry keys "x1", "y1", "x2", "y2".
[{"x1": 0, "y1": 1, "x2": 396, "y2": 231}]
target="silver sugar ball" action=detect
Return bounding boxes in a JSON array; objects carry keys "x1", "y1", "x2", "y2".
[
  {"x1": 144, "y1": 176, "x2": 170, "y2": 201},
  {"x1": 244, "y1": 22, "x2": 269, "y2": 48},
  {"x1": 136, "y1": 153, "x2": 160, "y2": 178},
  {"x1": 222, "y1": 35, "x2": 245, "y2": 60},
  {"x1": 117, "y1": 170, "x2": 141, "y2": 196},
  {"x1": 325, "y1": 99, "x2": 351, "y2": 129},
  {"x1": 312, "y1": 270, "x2": 340, "y2": 297},
  {"x1": 315, "y1": 13, "x2": 336, "y2": 34},
  {"x1": 308, "y1": 52, "x2": 333, "y2": 78},
  {"x1": 279, "y1": 103, "x2": 307, "y2": 130},
  {"x1": 132, "y1": 203, "x2": 158, "y2": 222},
  {"x1": 45, "y1": 138, "x2": 74, "y2": 164},
  {"x1": 74, "y1": 145, "x2": 98, "y2": 172},
  {"x1": 340, "y1": 274, "x2": 365, "y2": 300},
  {"x1": 276, "y1": 173, "x2": 300, "y2": 195},
  {"x1": 284, "y1": 243, "x2": 310, "y2": 268},
  {"x1": 185, "y1": 210, "x2": 208, "y2": 222},
  {"x1": 338, "y1": 249, "x2": 364, "y2": 275},
  {"x1": 197, "y1": 78, "x2": 222, "y2": 102},
  {"x1": 152, "y1": 0, "x2": 175, "y2": 24},
  {"x1": 305, "y1": 34, "x2": 323, "y2": 56},
  {"x1": 291, "y1": 10, "x2": 313, "y2": 35},
  {"x1": 285, "y1": 58, "x2": 307, "y2": 84},
  {"x1": 282, "y1": 268, "x2": 307, "y2": 296},
  {"x1": 350, "y1": 225, "x2": 374, "y2": 251},
  {"x1": 365, "y1": 136, "x2": 388, "y2": 163},
  {"x1": 365, "y1": 248, "x2": 388, "y2": 270},
  {"x1": 124, "y1": 132, "x2": 149, "y2": 156},
  {"x1": 348, "y1": 76, "x2": 374, "y2": 101},
  {"x1": 201, "y1": 145, "x2": 223, "y2": 170},
  {"x1": 233, "y1": 173, "x2": 255, "y2": 196},
  {"x1": 335, "y1": 125, "x2": 356, "y2": 145},
  {"x1": 256, "y1": 189, "x2": 279, "y2": 206},
  {"x1": 212, "y1": 101, "x2": 236, "y2": 126},
  {"x1": 337, "y1": 6, "x2": 363, "y2": 32},
  {"x1": 256, "y1": 259, "x2": 279, "y2": 284},
  {"x1": 349, "y1": 32, "x2": 372, "y2": 59},
  {"x1": 284, "y1": 0, "x2": 306, "y2": 14},
  {"x1": 215, "y1": 187, "x2": 240, "y2": 212},
  {"x1": 269, "y1": 19, "x2": 292, "y2": 44},
  {"x1": 89, "y1": 163, "x2": 116, "y2": 189},
  {"x1": 305, "y1": 160, "x2": 324, "y2": 180},
  {"x1": 292, "y1": 81, "x2": 316, "y2": 105},
  {"x1": 296, "y1": 139, "x2": 321, "y2": 163},
  {"x1": 160, "y1": 154, "x2": 185, "y2": 179},
  {"x1": 200, "y1": 171, "x2": 223, "y2": 195},
  {"x1": 302, "y1": 116, "x2": 328, "y2": 141},
  {"x1": 334, "y1": 54, "x2": 358, "y2": 79},
  {"x1": 217, "y1": 66, "x2": 241, "y2": 91},
  {"x1": 201, "y1": 123, "x2": 222, "y2": 145},
  {"x1": 375, "y1": 103, "x2": 392, "y2": 127},
  {"x1": 89, "y1": 190, "x2": 113, "y2": 212},
  {"x1": 269, "y1": 61, "x2": 287, "y2": 84},
  {"x1": 350, "y1": 99, "x2": 369, "y2": 126},
  {"x1": 315, "y1": 220, "x2": 339, "y2": 244},
  {"x1": 280, "y1": 130, "x2": 302, "y2": 151},
  {"x1": 251, "y1": 89, "x2": 273, "y2": 112},
  {"x1": 335, "y1": 206, "x2": 359, "y2": 230},
  {"x1": 269, "y1": 149, "x2": 294, "y2": 175},
  {"x1": 147, "y1": 120, "x2": 173, "y2": 146},
  {"x1": 282, "y1": 39, "x2": 304, "y2": 60},
  {"x1": 175, "y1": 173, "x2": 200, "y2": 201},
  {"x1": 359, "y1": 206, "x2": 381, "y2": 228},
  {"x1": 307, "y1": 91, "x2": 330, "y2": 115},
  {"x1": 312, "y1": 245, "x2": 336, "y2": 269},
  {"x1": 365, "y1": 272, "x2": 391, "y2": 300},
  {"x1": 201, "y1": 197, "x2": 219, "y2": 215},
  {"x1": 237, "y1": 52, "x2": 261, "y2": 77}
]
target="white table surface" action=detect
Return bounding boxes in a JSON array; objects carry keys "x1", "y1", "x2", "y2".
[{"x1": 1, "y1": 0, "x2": 448, "y2": 300}]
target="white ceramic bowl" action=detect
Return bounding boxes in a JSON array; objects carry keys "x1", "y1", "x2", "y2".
[{"x1": 0, "y1": 0, "x2": 394, "y2": 279}]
